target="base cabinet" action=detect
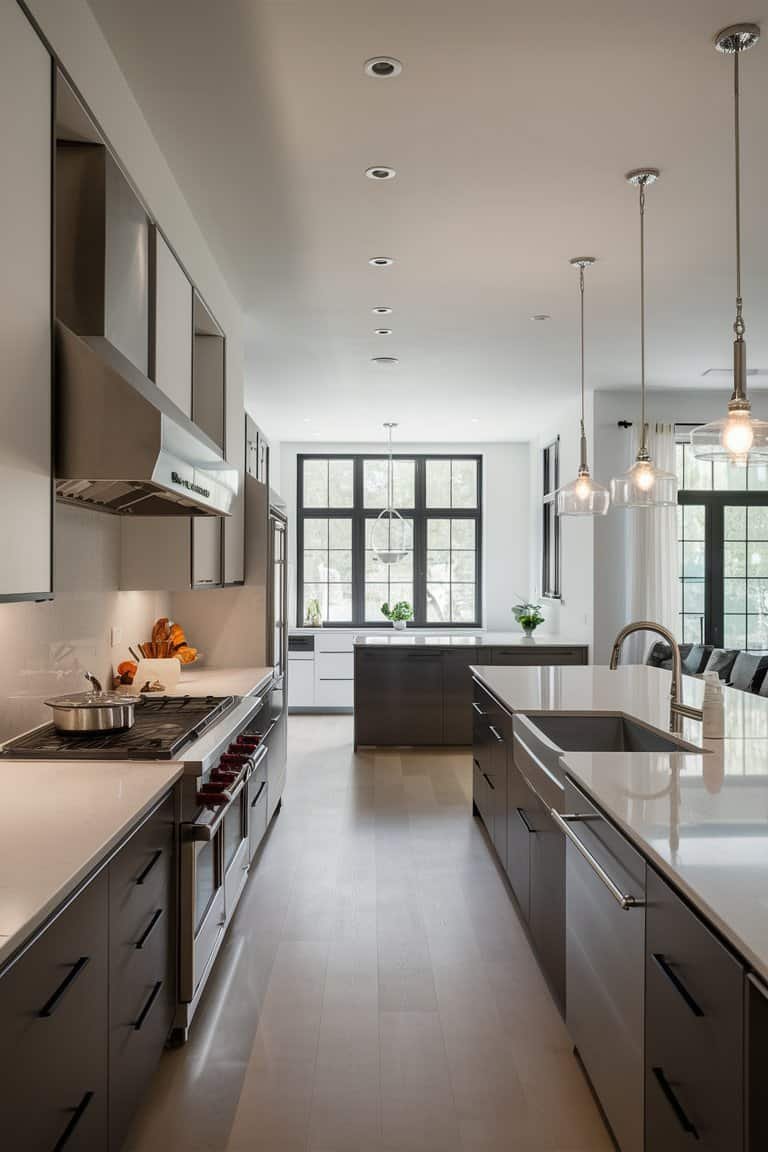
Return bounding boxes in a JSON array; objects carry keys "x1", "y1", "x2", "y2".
[{"x1": 527, "y1": 795, "x2": 565, "y2": 1013}]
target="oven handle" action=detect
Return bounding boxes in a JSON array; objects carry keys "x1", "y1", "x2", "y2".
[{"x1": 187, "y1": 778, "x2": 247, "y2": 843}]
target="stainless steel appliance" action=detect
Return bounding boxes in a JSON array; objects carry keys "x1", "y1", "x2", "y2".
[
  {"x1": 2, "y1": 687, "x2": 275, "y2": 1040},
  {"x1": 44, "y1": 671, "x2": 140, "y2": 732}
]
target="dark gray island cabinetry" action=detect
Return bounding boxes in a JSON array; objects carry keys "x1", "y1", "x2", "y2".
[{"x1": 353, "y1": 635, "x2": 587, "y2": 748}]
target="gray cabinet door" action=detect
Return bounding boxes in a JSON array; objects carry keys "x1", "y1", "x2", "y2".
[
  {"x1": 747, "y1": 975, "x2": 768, "y2": 1151},
  {"x1": 527, "y1": 791, "x2": 565, "y2": 1013},
  {"x1": 487, "y1": 720, "x2": 508, "y2": 864},
  {"x1": 355, "y1": 650, "x2": 443, "y2": 745},
  {"x1": 506, "y1": 756, "x2": 533, "y2": 922},
  {"x1": 153, "y1": 230, "x2": 193, "y2": 416},
  {"x1": 192, "y1": 516, "x2": 223, "y2": 587},
  {"x1": 443, "y1": 649, "x2": 478, "y2": 744},
  {"x1": 0, "y1": 1, "x2": 52, "y2": 600}
]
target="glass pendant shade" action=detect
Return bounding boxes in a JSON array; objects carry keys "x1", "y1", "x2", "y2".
[
  {"x1": 690, "y1": 405, "x2": 768, "y2": 465},
  {"x1": 611, "y1": 456, "x2": 678, "y2": 508},
  {"x1": 557, "y1": 469, "x2": 610, "y2": 516},
  {"x1": 370, "y1": 507, "x2": 410, "y2": 565}
]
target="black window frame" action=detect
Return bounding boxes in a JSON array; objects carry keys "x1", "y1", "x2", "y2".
[
  {"x1": 541, "y1": 438, "x2": 561, "y2": 599},
  {"x1": 296, "y1": 453, "x2": 483, "y2": 628}
]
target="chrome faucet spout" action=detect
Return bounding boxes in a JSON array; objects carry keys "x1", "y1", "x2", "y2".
[{"x1": 609, "y1": 620, "x2": 703, "y2": 734}]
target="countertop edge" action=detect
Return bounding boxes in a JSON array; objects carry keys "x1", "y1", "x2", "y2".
[{"x1": 0, "y1": 764, "x2": 183, "y2": 972}]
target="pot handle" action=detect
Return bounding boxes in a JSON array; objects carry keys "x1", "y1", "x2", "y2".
[{"x1": 83, "y1": 671, "x2": 103, "y2": 693}]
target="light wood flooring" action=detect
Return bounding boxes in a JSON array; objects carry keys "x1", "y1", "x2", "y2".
[{"x1": 126, "y1": 714, "x2": 613, "y2": 1152}]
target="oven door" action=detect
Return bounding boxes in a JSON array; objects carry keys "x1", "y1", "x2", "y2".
[{"x1": 180, "y1": 817, "x2": 225, "y2": 1003}]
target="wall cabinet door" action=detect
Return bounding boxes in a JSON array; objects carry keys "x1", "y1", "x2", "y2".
[
  {"x1": 152, "y1": 229, "x2": 193, "y2": 416},
  {"x1": 0, "y1": 0, "x2": 52, "y2": 600},
  {"x1": 192, "y1": 516, "x2": 223, "y2": 587}
]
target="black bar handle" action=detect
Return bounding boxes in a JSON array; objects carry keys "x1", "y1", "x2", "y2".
[
  {"x1": 517, "y1": 807, "x2": 534, "y2": 834},
  {"x1": 488, "y1": 725, "x2": 504, "y2": 743},
  {"x1": 652, "y1": 1067, "x2": 699, "y2": 1139},
  {"x1": 652, "y1": 953, "x2": 704, "y2": 1018},
  {"x1": 136, "y1": 849, "x2": 162, "y2": 885},
  {"x1": 250, "y1": 781, "x2": 266, "y2": 808},
  {"x1": 133, "y1": 980, "x2": 163, "y2": 1031},
  {"x1": 135, "y1": 908, "x2": 163, "y2": 950},
  {"x1": 53, "y1": 1090, "x2": 94, "y2": 1150},
  {"x1": 482, "y1": 771, "x2": 495, "y2": 792},
  {"x1": 39, "y1": 956, "x2": 90, "y2": 1018}
]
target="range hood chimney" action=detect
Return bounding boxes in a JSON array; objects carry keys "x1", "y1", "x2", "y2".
[{"x1": 54, "y1": 114, "x2": 234, "y2": 516}]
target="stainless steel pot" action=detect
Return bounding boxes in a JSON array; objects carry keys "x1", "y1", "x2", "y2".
[{"x1": 45, "y1": 672, "x2": 141, "y2": 733}]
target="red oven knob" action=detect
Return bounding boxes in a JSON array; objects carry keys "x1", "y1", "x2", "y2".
[
  {"x1": 196, "y1": 790, "x2": 229, "y2": 808},
  {"x1": 221, "y1": 752, "x2": 249, "y2": 767},
  {"x1": 237, "y1": 735, "x2": 261, "y2": 747},
  {"x1": 210, "y1": 769, "x2": 238, "y2": 784},
  {"x1": 200, "y1": 780, "x2": 228, "y2": 793}
]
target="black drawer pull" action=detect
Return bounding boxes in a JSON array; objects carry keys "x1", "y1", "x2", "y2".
[
  {"x1": 482, "y1": 771, "x2": 495, "y2": 792},
  {"x1": 53, "y1": 1090, "x2": 94, "y2": 1150},
  {"x1": 652, "y1": 953, "x2": 704, "y2": 1018},
  {"x1": 134, "y1": 980, "x2": 164, "y2": 1031},
  {"x1": 488, "y1": 725, "x2": 504, "y2": 743},
  {"x1": 39, "y1": 956, "x2": 90, "y2": 1018},
  {"x1": 472, "y1": 702, "x2": 484, "y2": 716},
  {"x1": 517, "y1": 807, "x2": 534, "y2": 834},
  {"x1": 136, "y1": 849, "x2": 163, "y2": 885},
  {"x1": 652, "y1": 1067, "x2": 699, "y2": 1140},
  {"x1": 135, "y1": 908, "x2": 164, "y2": 950},
  {"x1": 250, "y1": 781, "x2": 266, "y2": 808}
]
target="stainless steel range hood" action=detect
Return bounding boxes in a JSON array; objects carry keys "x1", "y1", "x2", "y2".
[
  {"x1": 55, "y1": 322, "x2": 236, "y2": 516},
  {"x1": 53, "y1": 115, "x2": 234, "y2": 517}
]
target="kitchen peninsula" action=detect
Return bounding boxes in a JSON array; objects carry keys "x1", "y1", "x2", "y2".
[
  {"x1": 353, "y1": 633, "x2": 588, "y2": 747},
  {"x1": 471, "y1": 662, "x2": 768, "y2": 1152}
]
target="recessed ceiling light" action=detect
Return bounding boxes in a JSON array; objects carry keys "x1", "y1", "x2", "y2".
[
  {"x1": 369, "y1": 256, "x2": 394, "y2": 267},
  {"x1": 365, "y1": 166, "x2": 396, "y2": 181},
  {"x1": 531, "y1": 314, "x2": 551, "y2": 321},
  {"x1": 311, "y1": 431, "x2": 322, "y2": 438},
  {"x1": 364, "y1": 57, "x2": 402, "y2": 78},
  {"x1": 371, "y1": 356, "x2": 399, "y2": 366},
  {"x1": 374, "y1": 328, "x2": 392, "y2": 335},
  {"x1": 372, "y1": 306, "x2": 392, "y2": 314},
  {"x1": 471, "y1": 418, "x2": 480, "y2": 423}
]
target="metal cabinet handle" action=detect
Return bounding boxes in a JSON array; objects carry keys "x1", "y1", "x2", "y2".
[
  {"x1": 472, "y1": 702, "x2": 484, "y2": 716},
  {"x1": 135, "y1": 908, "x2": 164, "y2": 950},
  {"x1": 53, "y1": 1090, "x2": 94, "y2": 1150},
  {"x1": 652, "y1": 953, "x2": 704, "y2": 1018},
  {"x1": 652, "y1": 1067, "x2": 699, "y2": 1139},
  {"x1": 550, "y1": 810, "x2": 644, "y2": 910},
  {"x1": 250, "y1": 781, "x2": 266, "y2": 808},
  {"x1": 517, "y1": 807, "x2": 534, "y2": 834},
  {"x1": 39, "y1": 956, "x2": 90, "y2": 1018},
  {"x1": 136, "y1": 849, "x2": 162, "y2": 885},
  {"x1": 133, "y1": 980, "x2": 163, "y2": 1031},
  {"x1": 488, "y1": 725, "x2": 504, "y2": 743},
  {"x1": 482, "y1": 771, "x2": 495, "y2": 792}
]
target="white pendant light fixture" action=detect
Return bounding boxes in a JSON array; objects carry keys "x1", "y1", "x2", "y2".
[
  {"x1": 370, "y1": 422, "x2": 411, "y2": 564},
  {"x1": 557, "y1": 258, "x2": 610, "y2": 516},
  {"x1": 691, "y1": 23, "x2": 768, "y2": 465},
  {"x1": 611, "y1": 170, "x2": 678, "y2": 508}
]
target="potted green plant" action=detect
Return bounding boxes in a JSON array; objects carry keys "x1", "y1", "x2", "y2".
[
  {"x1": 305, "y1": 597, "x2": 323, "y2": 628},
  {"x1": 381, "y1": 600, "x2": 413, "y2": 630},
  {"x1": 512, "y1": 596, "x2": 545, "y2": 638}
]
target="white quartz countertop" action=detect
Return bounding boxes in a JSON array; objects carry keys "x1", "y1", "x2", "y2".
[
  {"x1": 471, "y1": 663, "x2": 768, "y2": 982},
  {"x1": 171, "y1": 666, "x2": 273, "y2": 698},
  {"x1": 0, "y1": 759, "x2": 183, "y2": 970},
  {"x1": 354, "y1": 632, "x2": 588, "y2": 648}
]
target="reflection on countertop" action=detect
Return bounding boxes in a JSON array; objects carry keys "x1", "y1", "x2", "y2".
[{"x1": 354, "y1": 632, "x2": 588, "y2": 647}]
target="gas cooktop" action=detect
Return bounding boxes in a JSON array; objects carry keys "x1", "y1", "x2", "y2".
[{"x1": 1, "y1": 695, "x2": 236, "y2": 760}]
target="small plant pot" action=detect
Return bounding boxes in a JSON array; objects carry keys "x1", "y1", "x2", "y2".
[{"x1": 392, "y1": 619, "x2": 407, "y2": 630}]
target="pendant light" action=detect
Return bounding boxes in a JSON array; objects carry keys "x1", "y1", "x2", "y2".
[
  {"x1": 557, "y1": 258, "x2": 610, "y2": 516},
  {"x1": 690, "y1": 23, "x2": 768, "y2": 465},
  {"x1": 611, "y1": 170, "x2": 678, "y2": 507},
  {"x1": 370, "y1": 422, "x2": 411, "y2": 564}
]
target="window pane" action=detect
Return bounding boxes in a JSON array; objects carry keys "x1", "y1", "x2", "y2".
[
  {"x1": 328, "y1": 550, "x2": 352, "y2": 582},
  {"x1": 301, "y1": 516, "x2": 353, "y2": 623},
  {"x1": 683, "y1": 541, "x2": 706, "y2": 578},
  {"x1": 683, "y1": 580, "x2": 705, "y2": 614},
  {"x1": 748, "y1": 543, "x2": 768, "y2": 578},
  {"x1": 724, "y1": 615, "x2": 746, "y2": 647},
  {"x1": 682, "y1": 615, "x2": 704, "y2": 643},
  {"x1": 451, "y1": 551, "x2": 475, "y2": 582},
  {"x1": 452, "y1": 519, "x2": 476, "y2": 549},
  {"x1": 303, "y1": 459, "x2": 328, "y2": 507},
  {"x1": 328, "y1": 459, "x2": 354, "y2": 507},
  {"x1": 303, "y1": 582, "x2": 328, "y2": 621},
  {"x1": 748, "y1": 614, "x2": 768, "y2": 649},
  {"x1": 451, "y1": 585, "x2": 475, "y2": 622},
  {"x1": 303, "y1": 550, "x2": 328, "y2": 581},
  {"x1": 303, "y1": 518, "x2": 328, "y2": 548},
  {"x1": 327, "y1": 583, "x2": 352, "y2": 621},
  {"x1": 427, "y1": 550, "x2": 450, "y2": 581},
  {"x1": 725, "y1": 506, "x2": 746, "y2": 539},
  {"x1": 428, "y1": 519, "x2": 450, "y2": 548},
  {"x1": 747, "y1": 579, "x2": 768, "y2": 613},
  {"x1": 452, "y1": 460, "x2": 478, "y2": 508},
  {"x1": 426, "y1": 460, "x2": 451, "y2": 507},
  {"x1": 426, "y1": 583, "x2": 450, "y2": 622},
  {"x1": 364, "y1": 459, "x2": 415, "y2": 508},
  {"x1": 724, "y1": 541, "x2": 746, "y2": 577},
  {"x1": 725, "y1": 578, "x2": 746, "y2": 612},
  {"x1": 365, "y1": 582, "x2": 389, "y2": 621},
  {"x1": 749, "y1": 507, "x2": 768, "y2": 539},
  {"x1": 329, "y1": 519, "x2": 351, "y2": 549}
]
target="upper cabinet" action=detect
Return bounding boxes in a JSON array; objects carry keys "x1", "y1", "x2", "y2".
[
  {"x1": 0, "y1": 2, "x2": 53, "y2": 601},
  {"x1": 193, "y1": 292, "x2": 225, "y2": 450},
  {"x1": 151, "y1": 229, "x2": 193, "y2": 416}
]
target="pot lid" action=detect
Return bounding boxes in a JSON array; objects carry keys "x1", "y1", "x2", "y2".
[{"x1": 44, "y1": 690, "x2": 141, "y2": 709}]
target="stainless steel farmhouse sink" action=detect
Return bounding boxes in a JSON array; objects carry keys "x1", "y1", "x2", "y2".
[{"x1": 513, "y1": 712, "x2": 702, "y2": 811}]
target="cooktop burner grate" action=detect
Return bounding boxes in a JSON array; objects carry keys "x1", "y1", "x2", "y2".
[{"x1": 1, "y1": 695, "x2": 235, "y2": 760}]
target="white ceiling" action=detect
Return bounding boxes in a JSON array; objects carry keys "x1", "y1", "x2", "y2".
[{"x1": 87, "y1": 0, "x2": 768, "y2": 442}]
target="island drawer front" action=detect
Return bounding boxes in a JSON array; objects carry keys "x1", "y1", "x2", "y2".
[
  {"x1": 645, "y1": 866, "x2": 744, "y2": 1152},
  {"x1": 109, "y1": 791, "x2": 176, "y2": 929},
  {"x1": 0, "y1": 869, "x2": 109, "y2": 1151},
  {"x1": 490, "y1": 646, "x2": 587, "y2": 666}
]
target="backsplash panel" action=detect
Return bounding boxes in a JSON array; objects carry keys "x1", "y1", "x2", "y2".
[{"x1": 0, "y1": 504, "x2": 169, "y2": 742}]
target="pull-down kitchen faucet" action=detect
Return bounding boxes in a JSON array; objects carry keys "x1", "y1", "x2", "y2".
[{"x1": 609, "y1": 621, "x2": 704, "y2": 734}]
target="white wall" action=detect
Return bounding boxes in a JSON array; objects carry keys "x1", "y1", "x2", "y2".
[{"x1": 280, "y1": 441, "x2": 530, "y2": 630}]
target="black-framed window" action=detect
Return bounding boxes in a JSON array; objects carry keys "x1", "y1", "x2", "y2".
[
  {"x1": 676, "y1": 432, "x2": 768, "y2": 649},
  {"x1": 542, "y1": 438, "x2": 560, "y2": 599},
  {"x1": 297, "y1": 455, "x2": 482, "y2": 626}
]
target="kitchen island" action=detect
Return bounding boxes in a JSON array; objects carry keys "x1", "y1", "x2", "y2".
[
  {"x1": 353, "y1": 633, "x2": 588, "y2": 747},
  {"x1": 471, "y1": 663, "x2": 768, "y2": 1152}
]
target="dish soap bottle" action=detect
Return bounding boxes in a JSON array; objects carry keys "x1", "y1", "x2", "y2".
[{"x1": 701, "y1": 671, "x2": 725, "y2": 739}]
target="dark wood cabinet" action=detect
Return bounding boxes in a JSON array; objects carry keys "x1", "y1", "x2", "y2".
[
  {"x1": 505, "y1": 754, "x2": 532, "y2": 922},
  {"x1": 0, "y1": 870, "x2": 109, "y2": 1151},
  {"x1": 747, "y1": 974, "x2": 768, "y2": 1151},
  {"x1": 491, "y1": 645, "x2": 588, "y2": 666},
  {"x1": 526, "y1": 790, "x2": 565, "y2": 1012},
  {"x1": 443, "y1": 647, "x2": 480, "y2": 744},
  {"x1": 487, "y1": 719, "x2": 508, "y2": 865},
  {"x1": 645, "y1": 867, "x2": 744, "y2": 1152},
  {"x1": 109, "y1": 792, "x2": 176, "y2": 1151}
]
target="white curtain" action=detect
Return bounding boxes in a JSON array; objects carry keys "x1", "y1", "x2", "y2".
[{"x1": 625, "y1": 423, "x2": 681, "y2": 663}]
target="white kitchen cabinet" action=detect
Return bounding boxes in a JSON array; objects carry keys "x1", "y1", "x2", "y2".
[
  {"x1": 0, "y1": 2, "x2": 52, "y2": 601},
  {"x1": 288, "y1": 656, "x2": 315, "y2": 708},
  {"x1": 152, "y1": 230, "x2": 193, "y2": 417}
]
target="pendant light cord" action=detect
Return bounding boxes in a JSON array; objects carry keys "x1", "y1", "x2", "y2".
[
  {"x1": 579, "y1": 265, "x2": 585, "y2": 434},
  {"x1": 733, "y1": 44, "x2": 745, "y2": 347},
  {"x1": 639, "y1": 178, "x2": 647, "y2": 453}
]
